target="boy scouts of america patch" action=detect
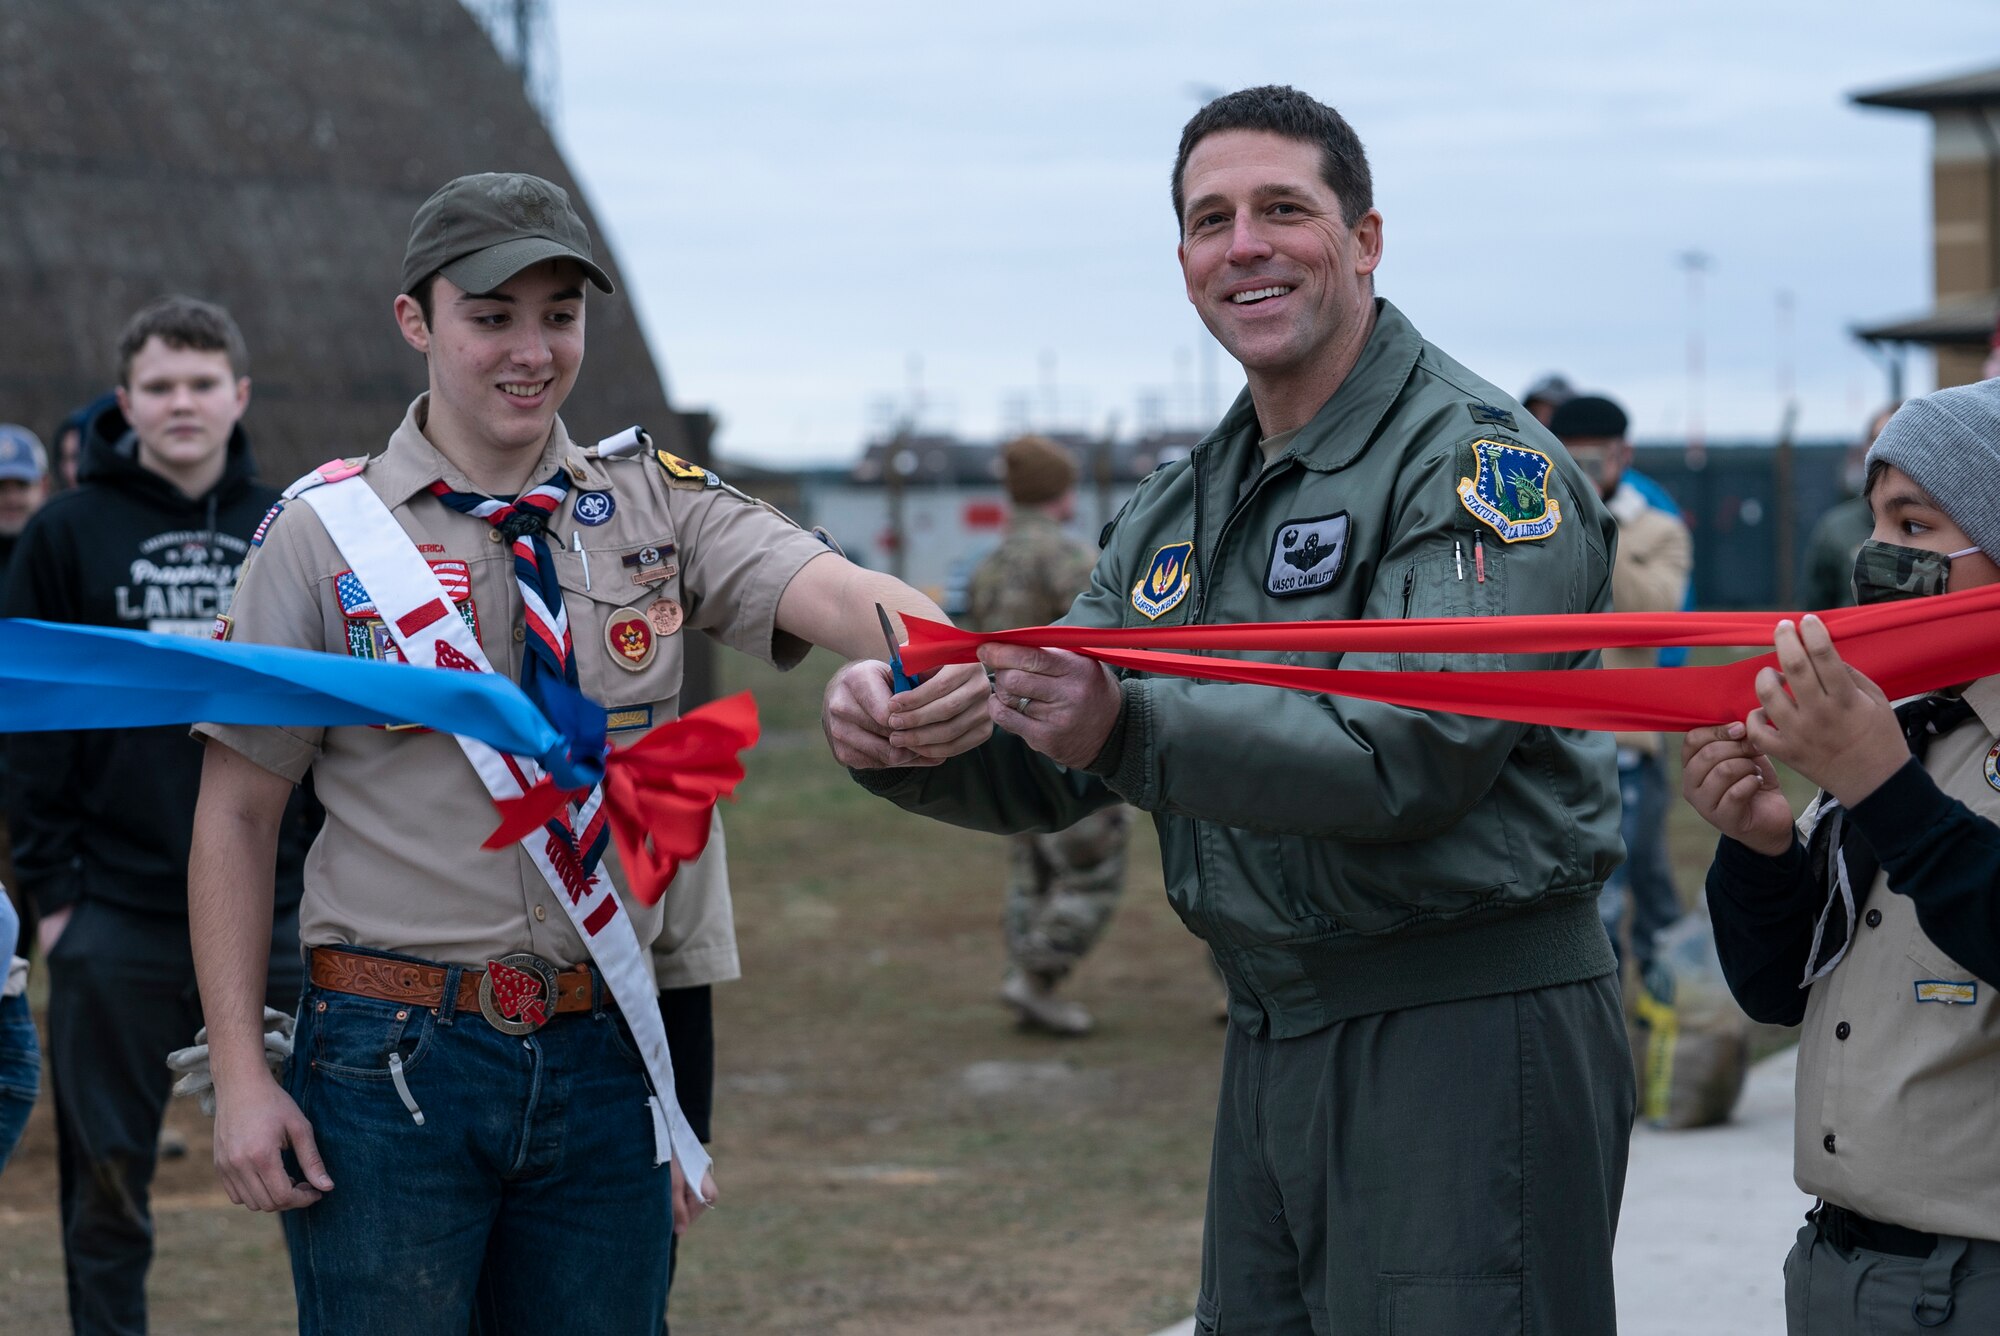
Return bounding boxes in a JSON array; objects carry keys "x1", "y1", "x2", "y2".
[
  {"x1": 1457, "y1": 439, "x2": 1563, "y2": 543},
  {"x1": 338, "y1": 561, "x2": 478, "y2": 662},
  {"x1": 1131, "y1": 541, "x2": 1193, "y2": 620},
  {"x1": 1266, "y1": 512, "x2": 1350, "y2": 597},
  {"x1": 572, "y1": 490, "x2": 616, "y2": 525}
]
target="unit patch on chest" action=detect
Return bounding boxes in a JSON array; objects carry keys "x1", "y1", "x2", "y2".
[
  {"x1": 1457, "y1": 438, "x2": 1563, "y2": 543},
  {"x1": 1266, "y1": 512, "x2": 1350, "y2": 597},
  {"x1": 337, "y1": 561, "x2": 479, "y2": 663},
  {"x1": 1131, "y1": 541, "x2": 1193, "y2": 620}
]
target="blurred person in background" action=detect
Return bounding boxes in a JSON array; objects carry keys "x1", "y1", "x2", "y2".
[
  {"x1": 968, "y1": 434, "x2": 1131, "y2": 1036},
  {"x1": 1804, "y1": 404, "x2": 1900, "y2": 611},
  {"x1": 0, "y1": 423, "x2": 51, "y2": 944},
  {"x1": 0, "y1": 423, "x2": 50, "y2": 569},
  {"x1": 1520, "y1": 372, "x2": 1574, "y2": 427},
  {"x1": 1550, "y1": 393, "x2": 1692, "y2": 982},
  {"x1": 49, "y1": 399, "x2": 107, "y2": 492},
  {"x1": 4, "y1": 296, "x2": 311, "y2": 1336},
  {"x1": 0, "y1": 879, "x2": 34, "y2": 1177}
]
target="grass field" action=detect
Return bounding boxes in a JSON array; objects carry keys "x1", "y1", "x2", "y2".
[{"x1": 0, "y1": 649, "x2": 1792, "y2": 1333}]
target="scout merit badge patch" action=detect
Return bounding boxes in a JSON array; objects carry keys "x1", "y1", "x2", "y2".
[
  {"x1": 1915, "y1": 979, "x2": 1978, "y2": 1004},
  {"x1": 1266, "y1": 512, "x2": 1350, "y2": 597},
  {"x1": 1132, "y1": 541, "x2": 1193, "y2": 620},
  {"x1": 338, "y1": 561, "x2": 478, "y2": 663},
  {"x1": 1457, "y1": 438, "x2": 1563, "y2": 543},
  {"x1": 573, "y1": 490, "x2": 616, "y2": 526},
  {"x1": 607, "y1": 605, "x2": 658, "y2": 670}
]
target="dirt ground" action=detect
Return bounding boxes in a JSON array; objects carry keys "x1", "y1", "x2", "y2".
[{"x1": 0, "y1": 651, "x2": 1222, "y2": 1334}]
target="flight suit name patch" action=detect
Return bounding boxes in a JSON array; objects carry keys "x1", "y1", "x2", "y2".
[
  {"x1": 1131, "y1": 541, "x2": 1192, "y2": 620},
  {"x1": 1457, "y1": 438, "x2": 1563, "y2": 543},
  {"x1": 1266, "y1": 512, "x2": 1349, "y2": 597}
]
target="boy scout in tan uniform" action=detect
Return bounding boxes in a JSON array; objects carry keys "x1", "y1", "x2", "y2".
[
  {"x1": 967, "y1": 435, "x2": 1130, "y2": 1035},
  {"x1": 186, "y1": 172, "x2": 990, "y2": 1335},
  {"x1": 1688, "y1": 379, "x2": 2000, "y2": 1333}
]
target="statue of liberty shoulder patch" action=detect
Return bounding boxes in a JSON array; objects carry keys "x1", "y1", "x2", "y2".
[{"x1": 1457, "y1": 438, "x2": 1563, "y2": 543}]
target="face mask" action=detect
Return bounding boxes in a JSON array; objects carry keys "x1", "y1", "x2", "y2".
[{"x1": 1851, "y1": 538, "x2": 1982, "y2": 605}]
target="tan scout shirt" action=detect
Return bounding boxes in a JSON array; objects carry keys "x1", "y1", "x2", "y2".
[
  {"x1": 1794, "y1": 674, "x2": 2000, "y2": 1239},
  {"x1": 196, "y1": 396, "x2": 828, "y2": 980}
]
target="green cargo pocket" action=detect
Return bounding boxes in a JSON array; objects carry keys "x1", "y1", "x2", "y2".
[{"x1": 1378, "y1": 1272, "x2": 1522, "y2": 1334}]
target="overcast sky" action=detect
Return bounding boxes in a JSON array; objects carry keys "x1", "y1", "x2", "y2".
[{"x1": 543, "y1": 2, "x2": 2000, "y2": 466}]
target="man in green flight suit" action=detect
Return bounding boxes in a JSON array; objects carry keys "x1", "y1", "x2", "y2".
[{"x1": 822, "y1": 86, "x2": 1631, "y2": 1332}]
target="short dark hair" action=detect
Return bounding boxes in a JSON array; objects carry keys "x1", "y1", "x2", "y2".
[
  {"x1": 412, "y1": 271, "x2": 441, "y2": 327},
  {"x1": 116, "y1": 296, "x2": 248, "y2": 385},
  {"x1": 1172, "y1": 85, "x2": 1373, "y2": 228}
]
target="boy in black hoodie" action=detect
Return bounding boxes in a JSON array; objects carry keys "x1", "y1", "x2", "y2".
[{"x1": 4, "y1": 297, "x2": 312, "y2": 1336}]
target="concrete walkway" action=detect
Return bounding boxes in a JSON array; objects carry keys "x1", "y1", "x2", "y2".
[{"x1": 1149, "y1": 1046, "x2": 1805, "y2": 1336}]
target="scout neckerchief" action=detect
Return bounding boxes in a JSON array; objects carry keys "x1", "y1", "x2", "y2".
[
  {"x1": 1799, "y1": 692, "x2": 1977, "y2": 987},
  {"x1": 425, "y1": 475, "x2": 611, "y2": 881},
  {"x1": 288, "y1": 457, "x2": 710, "y2": 1190}
]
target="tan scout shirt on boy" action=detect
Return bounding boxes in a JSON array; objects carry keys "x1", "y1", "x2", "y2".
[
  {"x1": 196, "y1": 396, "x2": 828, "y2": 981},
  {"x1": 1794, "y1": 673, "x2": 2000, "y2": 1240}
]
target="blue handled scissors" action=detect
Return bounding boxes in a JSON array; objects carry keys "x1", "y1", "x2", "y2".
[{"x1": 875, "y1": 603, "x2": 923, "y2": 694}]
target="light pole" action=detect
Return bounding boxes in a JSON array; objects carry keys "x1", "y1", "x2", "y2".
[{"x1": 1678, "y1": 250, "x2": 1711, "y2": 468}]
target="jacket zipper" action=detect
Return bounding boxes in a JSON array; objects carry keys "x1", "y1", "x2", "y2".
[{"x1": 1193, "y1": 450, "x2": 1293, "y2": 623}]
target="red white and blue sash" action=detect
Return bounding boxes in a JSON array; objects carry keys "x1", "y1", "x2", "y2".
[{"x1": 289, "y1": 459, "x2": 708, "y2": 1188}]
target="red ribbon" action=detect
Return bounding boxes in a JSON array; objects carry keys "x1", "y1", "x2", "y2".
[
  {"x1": 484, "y1": 692, "x2": 760, "y2": 905},
  {"x1": 899, "y1": 583, "x2": 2000, "y2": 732}
]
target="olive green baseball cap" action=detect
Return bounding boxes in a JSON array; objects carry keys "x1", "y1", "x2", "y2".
[{"x1": 401, "y1": 172, "x2": 614, "y2": 298}]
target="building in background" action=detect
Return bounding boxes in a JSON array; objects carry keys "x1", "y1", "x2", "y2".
[
  {"x1": 1851, "y1": 64, "x2": 2000, "y2": 393},
  {"x1": 0, "y1": 0, "x2": 710, "y2": 488}
]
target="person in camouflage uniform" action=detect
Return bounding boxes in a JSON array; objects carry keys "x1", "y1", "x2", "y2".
[{"x1": 968, "y1": 435, "x2": 1130, "y2": 1035}]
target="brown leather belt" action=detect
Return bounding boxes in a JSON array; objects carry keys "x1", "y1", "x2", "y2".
[{"x1": 309, "y1": 947, "x2": 595, "y2": 1029}]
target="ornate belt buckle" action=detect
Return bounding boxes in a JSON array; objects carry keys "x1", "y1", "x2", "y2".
[{"x1": 478, "y1": 953, "x2": 561, "y2": 1035}]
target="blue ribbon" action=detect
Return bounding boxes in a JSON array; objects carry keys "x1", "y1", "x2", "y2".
[{"x1": 0, "y1": 619, "x2": 607, "y2": 789}]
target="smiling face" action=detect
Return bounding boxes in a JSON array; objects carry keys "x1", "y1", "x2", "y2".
[
  {"x1": 1176, "y1": 129, "x2": 1383, "y2": 421},
  {"x1": 395, "y1": 258, "x2": 586, "y2": 469},
  {"x1": 1867, "y1": 464, "x2": 2000, "y2": 592},
  {"x1": 116, "y1": 337, "x2": 249, "y2": 494}
]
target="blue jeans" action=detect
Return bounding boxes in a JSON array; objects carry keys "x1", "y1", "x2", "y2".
[
  {"x1": 0, "y1": 990, "x2": 39, "y2": 1175},
  {"x1": 282, "y1": 963, "x2": 672, "y2": 1335},
  {"x1": 1599, "y1": 748, "x2": 1682, "y2": 971}
]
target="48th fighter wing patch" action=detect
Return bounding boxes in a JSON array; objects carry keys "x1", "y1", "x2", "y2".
[
  {"x1": 1457, "y1": 438, "x2": 1563, "y2": 543},
  {"x1": 1266, "y1": 512, "x2": 1350, "y2": 597}
]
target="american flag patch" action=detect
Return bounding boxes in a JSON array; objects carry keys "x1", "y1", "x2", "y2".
[
  {"x1": 251, "y1": 502, "x2": 283, "y2": 547},
  {"x1": 337, "y1": 561, "x2": 472, "y2": 619}
]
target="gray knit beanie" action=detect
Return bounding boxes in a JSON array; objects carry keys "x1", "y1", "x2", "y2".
[{"x1": 1865, "y1": 378, "x2": 2000, "y2": 558}]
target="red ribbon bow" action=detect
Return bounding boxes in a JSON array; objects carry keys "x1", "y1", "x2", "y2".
[{"x1": 484, "y1": 692, "x2": 760, "y2": 905}]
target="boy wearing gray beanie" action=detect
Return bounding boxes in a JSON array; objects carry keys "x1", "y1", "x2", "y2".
[{"x1": 1683, "y1": 380, "x2": 2000, "y2": 1332}]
